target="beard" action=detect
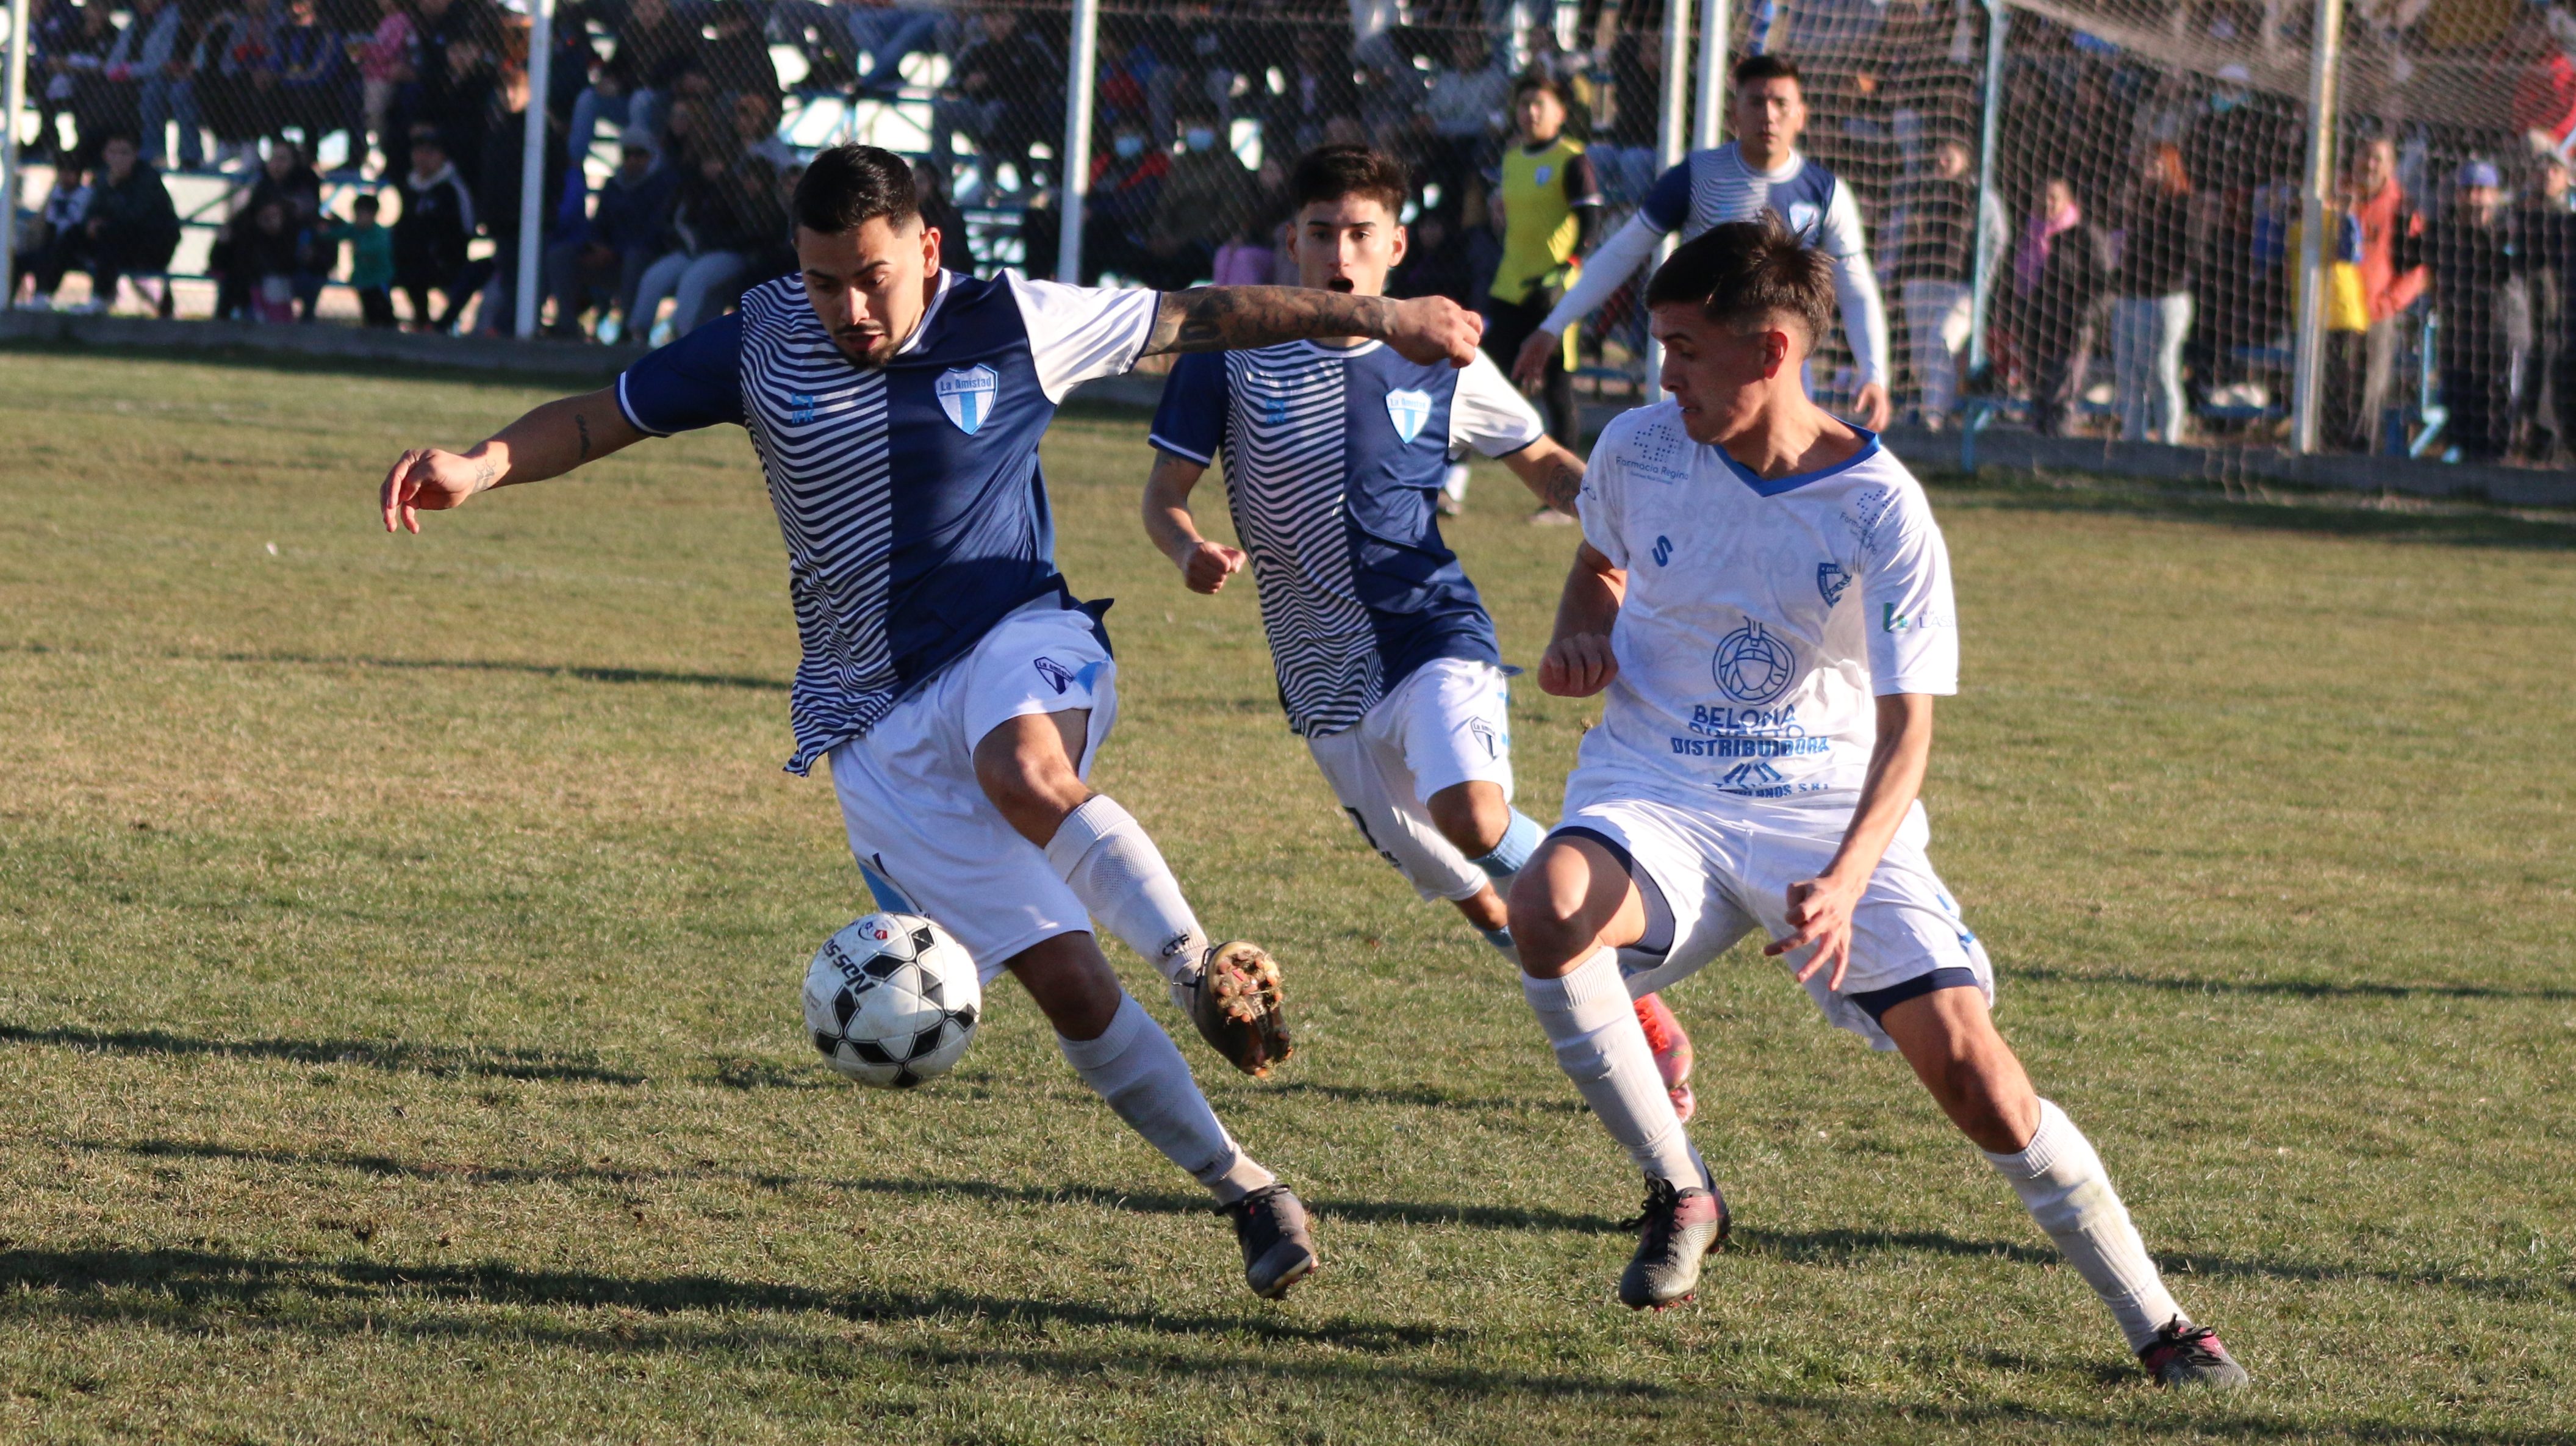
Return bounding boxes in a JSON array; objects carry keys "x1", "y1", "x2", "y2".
[{"x1": 831, "y1": 328, "x2": 900, "y2": 367}]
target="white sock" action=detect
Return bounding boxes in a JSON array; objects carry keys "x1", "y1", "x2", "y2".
[
  {"x1": 1984, "y1": 1099, "x2": 2184, "y2": 1352},
  {"x1": 1523, "y1": 948, "x2": 1699, "y2": 1189},
  {"x1": 1044, "y1": 795, "x2": 1211, "y2": 984},
  {"x1": 1058, "y1": 994, "x2": 1275, "y2": 1203}
]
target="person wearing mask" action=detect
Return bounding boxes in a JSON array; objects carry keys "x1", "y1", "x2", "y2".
[
  {"x1": 1882, "y1": 137, "x2": 2004, "y2": 430},
  {"x1": 1136, "y1": 104, "x2": 1258, "y2": 289},
  {"x1": 2014, "y1": 176, "x2": 2110, "y2": 436},
  {"x1": 102, "y1": 0, "x2": 201, "y2": 171},
  {"x1": 393, "y1": 124, "x2": 478, "y2": 329},
  {"x1": 1512, "y1": 53, "x2": 1893, "y2": 431},
  {"x1": 1484, "y1": 73, "x2": 1600, "y2": 464},
  {"x1": 1079, "y1": 112, "x2": 1170, "y2": 284},
  {"x1": 77, "y1": 134, "x2": 182, "y2": 314},
  {"x1": 2109, "y1": 145, "x2": 2199, "y2": 445},
  {"x1": 2427, "y1": 160, "x2": 2526, "y2": 463},
  {"x1": 547, "y1": 129, "x2": 677, "y2": 339},
  {"x1": 2328, "y1": 137, "x2": 2427, "y2": 453}
]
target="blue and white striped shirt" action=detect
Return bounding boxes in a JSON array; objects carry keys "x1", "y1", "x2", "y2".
[{"x1": 617, "y1": 270, "x2": 1159, "y2": 772}]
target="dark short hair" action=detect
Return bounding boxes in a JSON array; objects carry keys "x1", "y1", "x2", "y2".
[
  {"x1": 792, "y1": 143, "x2": 920, "y2": 234},
  {"x1": 353, "y1": 192, "x2": 381, "y2": 209},
  {"x1": 1643, "y1": 212, "x2": 1834, "y2": 347},
  {"x1": 1732, "y1": 52, "x2": 1801, "y2": 89},
  {"x1": 1290, "y1": 144, "x2": 1410, "y2": 218},
  {"x1": 1512, "y1": 71, "x2": 1569, "y2": 107}
]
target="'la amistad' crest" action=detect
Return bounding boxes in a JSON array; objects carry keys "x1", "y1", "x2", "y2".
[
  {"x1": 1385, "y1": 388, "x2": 1432, "y2": 445},
  {"x1": 936, "y1": 365, "x2": 1000, "y2": 435}
]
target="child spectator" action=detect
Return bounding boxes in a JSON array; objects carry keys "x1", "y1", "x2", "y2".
[
  {"x1": 232, "y1": 198, "x2": 308, "y2": 322},
  {"x1": 1483, "y1": 73, "x2": 1600, "y2": 454},
  {"x1": 13, "y1": 165, "x2": 94, "y2": 308},
  {"x1": 358, "y1": 0, "x2": 416, "y2": 159},
  {"x1": 393, "y1": 124, "x2": 477, "y2": 329},
  {"x1": 323, "y1": 193, "x2": 399, "y2": 327}
]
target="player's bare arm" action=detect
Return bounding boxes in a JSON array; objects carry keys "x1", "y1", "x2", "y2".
[
  {"x1": 1143, "y1": 286, "x2": 1482, "y2": 367},
  {"x1": 1764, "y1": 692, "x2": 1934, "y2": 990},
  {"x1": 1141, "y1": 450, "x2": 1246, "y2": 595},
  {"x1": 1537, "y1": 541, "x2": 1626, "y2": 697},
  {"x1": 1498, "y1": 436, "x2": 1585, "y2": 515},
  {"x1": 378, "y1": 386, "x2": 644, "y2": 533}
]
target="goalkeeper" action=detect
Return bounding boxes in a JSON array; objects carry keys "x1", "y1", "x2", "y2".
[{"x1": 1510, "y1": 52, "x2": 1892, "y2": 430}]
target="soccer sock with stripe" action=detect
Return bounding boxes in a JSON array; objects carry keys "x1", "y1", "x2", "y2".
[
  {"x1": 1983, "y1": 1099, "x2": 2184, "y2": 1352},
  {"x1": 1057, "y1": 993, "x2": 1275, "y2": 1204},
  {"x1": 1044, "y1": 794, "x2": 1212, "y2": 984},
  {"x1": 1523, "y1": 948, "x2": 1701, "y2": 1190}
]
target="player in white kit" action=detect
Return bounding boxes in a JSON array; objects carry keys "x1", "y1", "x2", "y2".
[{"x1": 1509, "y1": 216, "x2": 2247, "y2": 1387}]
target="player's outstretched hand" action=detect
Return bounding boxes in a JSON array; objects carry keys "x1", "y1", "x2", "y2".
[
  {"x1": 1768, "y1": 873, "x2": 1865, "y2": 991},
  {"x1": 1510, "y1": 328, "x2": 1559, "y2": 390},
  {"x1": 1386, "y1": 295, "x2": 1484, "y2": 368},
  {"x1": 1538, "y1": 631, "x2": 1617, "y2": 697},
  {"x1": 1849, "y1": 381, "x2": 1892, "y2": 431},
  {"x1": 1179, "y1": 539, "x2": 1247, "y2": 594},
  {"x1": 379, "y1": 447, "x2": 491, "y2": 533}
]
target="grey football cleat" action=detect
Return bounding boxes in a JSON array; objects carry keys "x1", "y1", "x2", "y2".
[
  {"x1": 1616, "y1": 1174, "x2": 1730, "y2": 1310},
  {"x1": 1224, "y1": 1184, "x2": 1318, "y2": 1299},
  {"x1": 2139, "y1": 1317, "x2": 2250, "y2": 1389},
  {"x1": 1172, "y1": 941, "x2": 1291, "y2": 1077}
]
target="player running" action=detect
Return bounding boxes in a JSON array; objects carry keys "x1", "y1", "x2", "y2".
[
  {"x1": 1510, "y1": 52, "x2": 1893, "y2": 432},
  {"x1": 1137, "y1": 145, "x2": 1698, "y2": 1117},
  {"x1": 1510, "y1": 216, "x2": 2248, "y2": 1388},
  {"x1": 376, "y1": 145, "x2": 1484, "y2": 1300}
]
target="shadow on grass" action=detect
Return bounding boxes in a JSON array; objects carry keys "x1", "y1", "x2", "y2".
[
  {"x1": 2, "y1": 1024, "x2": 644, "y2": 1085},
  {"x1": 1740, "y1": 1227, "x2": 2566, "y2": 1301},
  {"x1": 2007, "y1": 966, "x2": 2576, "y2": 1003},
  {"x1": 0, "y1": 1243, "x2": 1452, "y2": 1353},
  {"x1": 1260, "y1": 1080, "x2": 1585, "y2": 1115},
  {"x1": 1934, "y1": 472, "x2": 2576, "y2": 552},
  {"x1": 2, "y1": 641, "x2": 784, "y2": 694}
]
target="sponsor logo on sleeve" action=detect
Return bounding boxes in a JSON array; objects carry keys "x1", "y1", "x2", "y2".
[{"x1": 936, "y1": 365, "x2": 1000, "y2": 434}]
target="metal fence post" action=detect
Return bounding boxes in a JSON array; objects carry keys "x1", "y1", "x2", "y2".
[
  {"x1": 2289, "y1": 0, "x2": 2345, "y2": 455},
  {"x1": 0, "y1": 0, "x2": 32, "y2": 304},
  {"x1": 1965, "y1": 0, "x2": 2006, "y2": 378},
  {"x1": 515, "y1": 0, "x2": 555, "y2": 337},
  {"x1": 1056, "y1": 0, "x2": 1099, "y2": 283},
  {"x1": 1692, "y1": 0, "x2": 1729, "y2": 149}
]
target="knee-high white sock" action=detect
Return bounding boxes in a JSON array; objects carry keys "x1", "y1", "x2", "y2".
[
  {"x1": 1984, "y1": 1099, "x2": 2184, "y2": 1351},
  {"x1": 1059, "y1": 995, "x2": 1275, "y2": 1203},
  {"x1": 1045, "y1": 795, "x2": 1211, "y2": 983},
  {"x1": 1523, "y1": 948, "x2": 1700, "y2": 1189}
]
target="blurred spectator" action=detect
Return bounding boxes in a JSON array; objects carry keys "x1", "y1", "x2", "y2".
[
  {"x1": 2515, "y1": 152, "x2": 2574, "y2": 462},
  {"x1": 41, "y1": 0, "x2": 124, "y2": 168},
  {"x1": 566, "y1": 0, "x2": 683, "y2": 160},
  {"x1": 2327, "y1": 135, "x2": 2427, "y2": 454},
  {"x1": 273, "y1": 0, "x2": 356, "y2": 151},
  {"x1": 1884, "y1": 136, "x2": 2001, "y2": 428},
  {"x1": 1136, "y1": 0, "x2": 1238, "y2": 148},
  {"x1": 393, "y1": 124, "x2": 479, "y2": 329},
  {"x1": 321, "y1": 192, "x2": 401, "y2": 327},
  {"x1": 733, "y1": 91, "x2": 797, "y2": 172},
  {"x1": 1128, "y1": 101, "x2": 1257, "y2": 288},
  {"x1": 358, "y1": 0, "x2": 417, "y2": 160},
  {"x1": 1417, "y1": 31, "x2": 1508, "y2": 211},
  {"x1": 195, "y1": 0, "x2": 287, "y2": 168},
  {"x1": 407, "y1": 0, "x2": 503, "y2": 154},
  {"x1": 27, "y1": 0, "x2": 83, "y2": 162},
  {"x1": 11, "y1": 165, "x2": 94, "y2": 307},
  {"x1": 229, "y1": 197, "x2": 314, "y2": 322},
  {"x1": 912, "y1": 159, "x2": 975, "y2": 276},
  {"x1": 2014, "y1": 174, "x2": 2110, "y2": 436},
  {"x1": 1078, "y1": 112, "x2": 1169, "y2": 283},
  {"x1": 1592, "y1": 20, "x2": 1660, "y2": 207},
  {"x1": 1483, "y1": 74, "x2": 1599, "y2": 450},
  {"x1": 935, "y1": 7, "x2": 1060, "y2": 193},
  {"x1": 103, "y1": 0, "x2": 198, "y2": 171},
  {"x1": 1388, "y1": 203, "x2": 1475, "y2": 305},
  {"x1": 431, "y1": 27, "x2": 503, "y2": 187},
  {"x1": 2110, "y1": 144, "x2": 2198, "y2": 445},
  {"x1": 77, "y1": 135, "x2": 183, "y2": 315},
  {"x1": 2427, "y1": 160, "x2": 2523, "y2": 464},
  {"x1": 703, "y1": 2, "x2": 783, "y2": 113},
  {"x1": 849, "y1": 0, "x2": 949, "y2": 98},
  {"x1": 631, "y1": 143, "x2": 788, "y2": 343},
  {"x1": 213, "y1": 138, "x2": 323, "y2": 319},
  {"x1": 1262, "y1": 26, "x2": 1360, "y2": 162},
  {"x1": 476, "y1": 67, "x2": 573, "y2": 333},
  {"x1": 545, "y1": 129, "x2": 678, "y2": 337}
]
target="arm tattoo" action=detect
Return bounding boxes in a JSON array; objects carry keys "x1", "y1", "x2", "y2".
[
  {"x1": 470, "y1": 458, "x2": 501, "y2": 492},
  {"x1": 575, "y1": 412, "x2": 592, "y2": 460},
  {"x1": 1143, "y1": 286, "x2": 1400, "y2": 356},
  {"x1": 1537, "y1": 456, "x2": 1584, "y2": 514}
]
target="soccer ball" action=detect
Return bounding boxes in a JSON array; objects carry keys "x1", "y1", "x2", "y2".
[{"x1": 802, "y1": 912, "x2": 981, "y2": 1087}]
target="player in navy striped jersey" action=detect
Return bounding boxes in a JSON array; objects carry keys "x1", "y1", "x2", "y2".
[
  {"x1": 1509, "y1": 53, "x2": 1893, "y2": 432},
  {"x1": 1139, "y1": 146, "x2": 1702, "y2": 1120},
  {"x1": 376, "y1": 145, "x2": 1484, "y2": 1300}
]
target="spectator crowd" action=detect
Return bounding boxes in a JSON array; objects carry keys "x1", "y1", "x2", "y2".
[{"x1": 9, "y1": 0, "x2": 2576, "y2": 464}]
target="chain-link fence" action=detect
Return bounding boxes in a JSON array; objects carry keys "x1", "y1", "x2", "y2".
[{"x1": 3, "y1": 0, "x2": 2571, "y2": 465}]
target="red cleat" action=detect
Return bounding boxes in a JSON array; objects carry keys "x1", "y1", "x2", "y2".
[{"x1": 1634, "y1": 993, "x2": 1695, "y2": 1122}]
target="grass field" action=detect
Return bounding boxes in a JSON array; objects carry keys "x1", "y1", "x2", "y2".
[{"x1": 2, "y1": 345, "x2": 2572, "y2": 1445}]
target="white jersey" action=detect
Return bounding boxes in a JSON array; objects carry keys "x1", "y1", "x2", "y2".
[{"x1": 1573, "y1": 400, "x2": 1957, "y2": 807}]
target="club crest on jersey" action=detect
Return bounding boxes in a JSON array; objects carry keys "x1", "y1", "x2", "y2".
[
  {"x1": 1712, "y1": 619, "x2": 1798, "y2": 705},
  {"x1": 1468, "y1": 717, "x2": 1501, "y2": 759},
  {"x1": 1033, "y1": 656, "x2": 1075, "y2": 694},
  {"x1": 1385, "y1": 389, "x2": 1432, "y2": 444},
  {"x1": 1817, "y1": 561, "x2": 1851, "y2": 606},
  {"x1": 1786, "y1": 201, "x2": 1822, "y2": 239},
  {"x1": 936, "y1": 365, "x2": 1000, "y2": 434}
]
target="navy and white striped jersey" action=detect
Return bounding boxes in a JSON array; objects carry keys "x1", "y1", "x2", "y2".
[
  {"x1": 1148, "y1": 342, "x2": 1544, "y2": 737},
  {"x1": 615, "y1": 269, "x2": 1159, "y2": 773}
]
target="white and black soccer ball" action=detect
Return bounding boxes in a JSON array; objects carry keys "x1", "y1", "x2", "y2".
[{"x1": 802, "y1": 912, "x2": 981, "y2": 1088}]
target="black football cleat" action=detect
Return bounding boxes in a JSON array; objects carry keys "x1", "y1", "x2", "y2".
[
  {"x1": 1616, "y1": 1174, "x2": 1730, "y2": 1310},
  {"x1": 1224, "y1": 1184, "x2": 1318, "y2": 1300},
  {"x1": 2139, "y1": 1317, "x2": 2250, "y2": 1389}
]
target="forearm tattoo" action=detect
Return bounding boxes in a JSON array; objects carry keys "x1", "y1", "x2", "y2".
[
  {"x1": 575, "y1": 412, "x2": 592, "y2": 460},
  {"x1": 1535, "y1": 456, "x2": 1584, "y2": 514},
  {"x1": 1144, "y1": 286, "x2": 1400, "y2": 356}
]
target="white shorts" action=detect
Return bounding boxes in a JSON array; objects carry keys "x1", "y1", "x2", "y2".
[
  {"x1": 1555, "y1": 783, "x2": 1994, "y2": 1050},
  {"x1": 825, "y1": 595, "x2": 1116, "y2": 983},
  {"x1": 1305, "y1": 656, "x2": 1516, "y2": 903}
]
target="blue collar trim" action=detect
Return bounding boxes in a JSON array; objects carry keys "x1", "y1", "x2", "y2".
[{"x1": 1715, "y1": 426, "x2": 1881, "y2": 496}]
